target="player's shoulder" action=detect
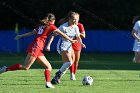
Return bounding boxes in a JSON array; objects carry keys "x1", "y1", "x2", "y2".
[
  {"x1": 78, "y1": 22, "x2": 83, "y2": 25},
  {"x1": 49, "y1": 24, "x2": 56, "y2": 28},
  {"x1": 77, "y1": 23, "x2": 84, "y2": 27},
  {"x1": 137, "y1": 21, "x2": 140, "y2": 24},
  {"x1": 62, "y1": 22, "x2": 68, "y2": 27}
]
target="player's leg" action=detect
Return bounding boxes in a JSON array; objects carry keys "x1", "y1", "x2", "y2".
[
  {"x1": 70, "y1": 49, "x2": 75, "y2": 74},
  {"x1": 51, "y1": 51, "x2": 73, "y2": 84},
  {"x1": 70, "y1": 50, "x2": 81, "y2": 80},
  {"x1": 21, "y1": 54, "x2": 36, "y2": 70},
  {"x1": 70, "y1": 49, "x2": 77, "y2": 80},
  {"x1": 73, "y1": 50, "x2": 81, "y2": 74},
  {"x1": 133, "y1": 52, "x2": 140, "y2": 63},
  {"x1": 0, "y1": 54, "x2": 35, "y2": 74},
  {"x1": 36, "y1": 55, "x2": 54, "y2": 88}
]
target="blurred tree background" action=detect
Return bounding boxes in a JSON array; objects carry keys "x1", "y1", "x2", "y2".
[{"x1": 0, "y1": 0, "x2": 140, "y2": 30}]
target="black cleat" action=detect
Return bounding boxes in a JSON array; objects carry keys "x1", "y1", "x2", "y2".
[{"x1": 51, "y1": 71, "x2": 62, "y2": 84}]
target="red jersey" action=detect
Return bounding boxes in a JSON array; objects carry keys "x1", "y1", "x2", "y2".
[
  {"x1": 72, "y1": 23, "x2": 85, "y2": 51},
  {"x1": 27, "y1": 24, "x2": 57, "y2": 57}
]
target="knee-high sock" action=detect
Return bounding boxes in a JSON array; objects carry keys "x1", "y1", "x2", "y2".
[
  {"x1": 74, "y1": 63, "x2": 78, "y2": 74},
  {"x1": 59, "y1": 62, "x2": 72, "y2": 74},
  {"x1": 44, "y1": 69, "x2": 51, "y2": 82},
  {"x1": 6, "y1": 64, "x2": 21, "y2": 71},
  {"x1": 70, "y1": 62, "x2": 74, "y2": 74}
]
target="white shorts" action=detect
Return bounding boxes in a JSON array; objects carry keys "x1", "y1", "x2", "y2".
[
  {"x1": 57, "y1": 38, "x2": 72, "y2": 54},
  {"x1": 133, "y1": 40, "x2": 140, "y2": 52}
]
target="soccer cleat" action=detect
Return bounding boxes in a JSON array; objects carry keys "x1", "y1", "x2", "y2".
[
  {"x1": 70, "y1": 73, "x2": 76, "y2": 80},
  {"x1": 46, "y1": 82, "x2": 54, "y2": 88},
  {"x1": 0, "y1": 66, "x2": 7, "y2": 74},
  {"x1": 51, "y1": 71, "x2": 61, "y2": 84}
]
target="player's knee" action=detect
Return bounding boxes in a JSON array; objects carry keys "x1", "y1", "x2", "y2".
[
  {"x1": 133, "y1": 58, "x2": 140, "y2": 63},
  {"x1": 69, "y1": 61, "x2": 73, "y2": 66},
  {"x1": 47, "y1": 67, "x2": 52, "y2": 71},
  {"x1": 46, "y1": 65, "x2": 52, "y2": 71}
]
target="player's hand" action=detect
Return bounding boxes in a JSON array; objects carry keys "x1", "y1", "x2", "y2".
[
  {"x1": 138, "y1": 38, "x2": 140, "y2": 42},
  {"x1": 45, "y1": 46, "x2": 50, "y2": 52},
  {"x1": 71, "y1": 40, "x2": 77, "y2": 43},
  {"x1": 82, "y1": 43, "x2": 86, "y2": 48},
  {"x1": 14, "y1": 35, "x2": 22, "y2": 40}
]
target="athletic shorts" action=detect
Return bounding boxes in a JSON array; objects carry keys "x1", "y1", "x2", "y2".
[
  {"x1": 133, "y1": 40, "x2": 140, "y2": 52},
  {"x1": 72, "y1": 41, "x2": 81, "y2": 51},
  {"x1": 57, "y1": 38, "x2": 72, "y2": 54},
  {"x1": 27, "y1": 43, "x2": 44, "y2": 58}
]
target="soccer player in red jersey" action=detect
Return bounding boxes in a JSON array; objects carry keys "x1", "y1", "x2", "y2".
[
  {"x1": 0, "y1": 13, "x2": 76, "y2": 88},
  {"x1": 70, "y1": 12, "x2": 86, "y2": 80}
]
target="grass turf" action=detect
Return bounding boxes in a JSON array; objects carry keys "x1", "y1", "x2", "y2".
[{"x1": 0, "y1": 52, "x2": 140, "y2": 93}]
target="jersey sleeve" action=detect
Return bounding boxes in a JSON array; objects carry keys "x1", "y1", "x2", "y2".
[
  {"x1": 50, "y1": 24, "x2": 57, "y2": 31},
  {"x1": 78, "y1": 23, "x2": 85, "y2": 33},
  {"x1": 133, "y1": 21, "x2": 140, "y2": 31},
  {"x1": 58, "y1": 25, "x2": 63, "y2": 32}
]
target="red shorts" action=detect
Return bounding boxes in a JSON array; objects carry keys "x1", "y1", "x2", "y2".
[
  {"x1": 72, "y1": 41, "x2": 81, "y2": 51},
  {"x1": 27, "y1": 43, "x2": 44, "y2": 58}
]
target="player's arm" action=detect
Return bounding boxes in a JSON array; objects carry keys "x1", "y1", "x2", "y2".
[
  {"x1": 76, "y1": 25, "x2": 86, "y2": 48},
  {"x1": 79, "y1": 24, "x2": 86, "y2": 38},
  {"x1": 80, "y1": 32, "x2": 86, "y2": 39},
  {"x1": 15, "y1": 30, "x2": 36, "y2": 40},
  {"x1": 45, "y1": 33, "x2": 57, "y2": 51},
  {"x1": 77, "y1": 36, "x2": 86, "y2": 48},
  {"x1": 53, "y1": 29, "x2": 77, "y2": 43},
  {"x1": 132, "y1": 21, "x2": 140, "y2": 42},
  {"x1": 132, "y1": 29, "x2": 140, "y2": 42}
]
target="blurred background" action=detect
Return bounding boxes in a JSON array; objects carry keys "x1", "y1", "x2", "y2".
[{"x1": 0, "y1": 0, "x2": 139, "y2": 53}]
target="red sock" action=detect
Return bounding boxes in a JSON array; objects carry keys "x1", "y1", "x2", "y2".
[
  {"x1": 70, "y1": 62, "x2": 75, "y2": 74},
  {"x1": 6, "y1": 64, "x2": 21, "y2": 71},
  {"x1": 44, "y1": 69, "x2": 51, "y2": 82},
  {"x1": 74, "y1": 63, "x2": 78, "y2": 74}
]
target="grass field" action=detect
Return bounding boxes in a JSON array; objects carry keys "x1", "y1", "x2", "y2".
[{"x1": 0, "y1": 52, "x2": 140, "y2": 93}]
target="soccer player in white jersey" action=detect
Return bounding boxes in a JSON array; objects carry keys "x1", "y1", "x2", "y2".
[
  {"x1": 132, "y1": 16, "x2": 140, "y2": 63},
  {"x1": 46, "y1": 11, "x2": 86, "y2": 84}
]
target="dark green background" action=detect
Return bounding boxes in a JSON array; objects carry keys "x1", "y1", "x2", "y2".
[{"x1": 0, "y1": 0, "x2": 140, "y2": 30}]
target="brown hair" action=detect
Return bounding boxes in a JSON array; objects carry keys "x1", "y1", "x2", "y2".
[
  {"x1": 58, "y1": 11, "x2": 80, "y2": 24},
  {"x1": 40, "y1": 13, "x2": 55, "y2": 26}
]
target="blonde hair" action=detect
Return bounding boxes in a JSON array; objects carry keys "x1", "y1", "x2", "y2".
[{"x1": 59, "y1": 11, "x2": 80, "y2": 24}]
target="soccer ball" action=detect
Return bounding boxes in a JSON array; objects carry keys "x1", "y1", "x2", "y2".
[{"x1": 82, "y1": 76, "x2": 93, "y2": 85}]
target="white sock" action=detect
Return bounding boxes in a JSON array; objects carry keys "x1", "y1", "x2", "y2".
[
  {"x1": 133, "y1": 57, "x2": 136, "y2": 63},
  {"x1": 59, "y1": 62, "x2": 72, "y2": 73}
]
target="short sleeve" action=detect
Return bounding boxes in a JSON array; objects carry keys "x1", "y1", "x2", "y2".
[
  {"x1": 78, "y1": 23, "x2": 85, "y2": 33},
  {"x1": 58, "y1": 25, "x2": 63, "y2": 32},
  {"x1": 50, "y1": 24, "x2": 57, "y2": 31},
  {"x1": 133, "y1": 21, "x2": 140, "y2": 31}
]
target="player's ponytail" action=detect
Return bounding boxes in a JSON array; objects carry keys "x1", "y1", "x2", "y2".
[{"x1": 40, "y1": 13, "x2": 55, "y2": 26}]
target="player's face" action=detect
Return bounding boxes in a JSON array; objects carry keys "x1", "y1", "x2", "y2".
[
  {"x1": 74, "y1": 15, "x2": 79, "y2": 25},
  {"x1": 69, "y1": 15, "x2": 79, "y2": 25}
]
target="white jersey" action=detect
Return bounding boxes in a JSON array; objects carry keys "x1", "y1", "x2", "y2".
[
  {"x1": 57, "y1": 22, "x2": 80, "y2": 54},
  {"x1": 133, "y1": 21, "x2": 140, "y2": 51}
]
